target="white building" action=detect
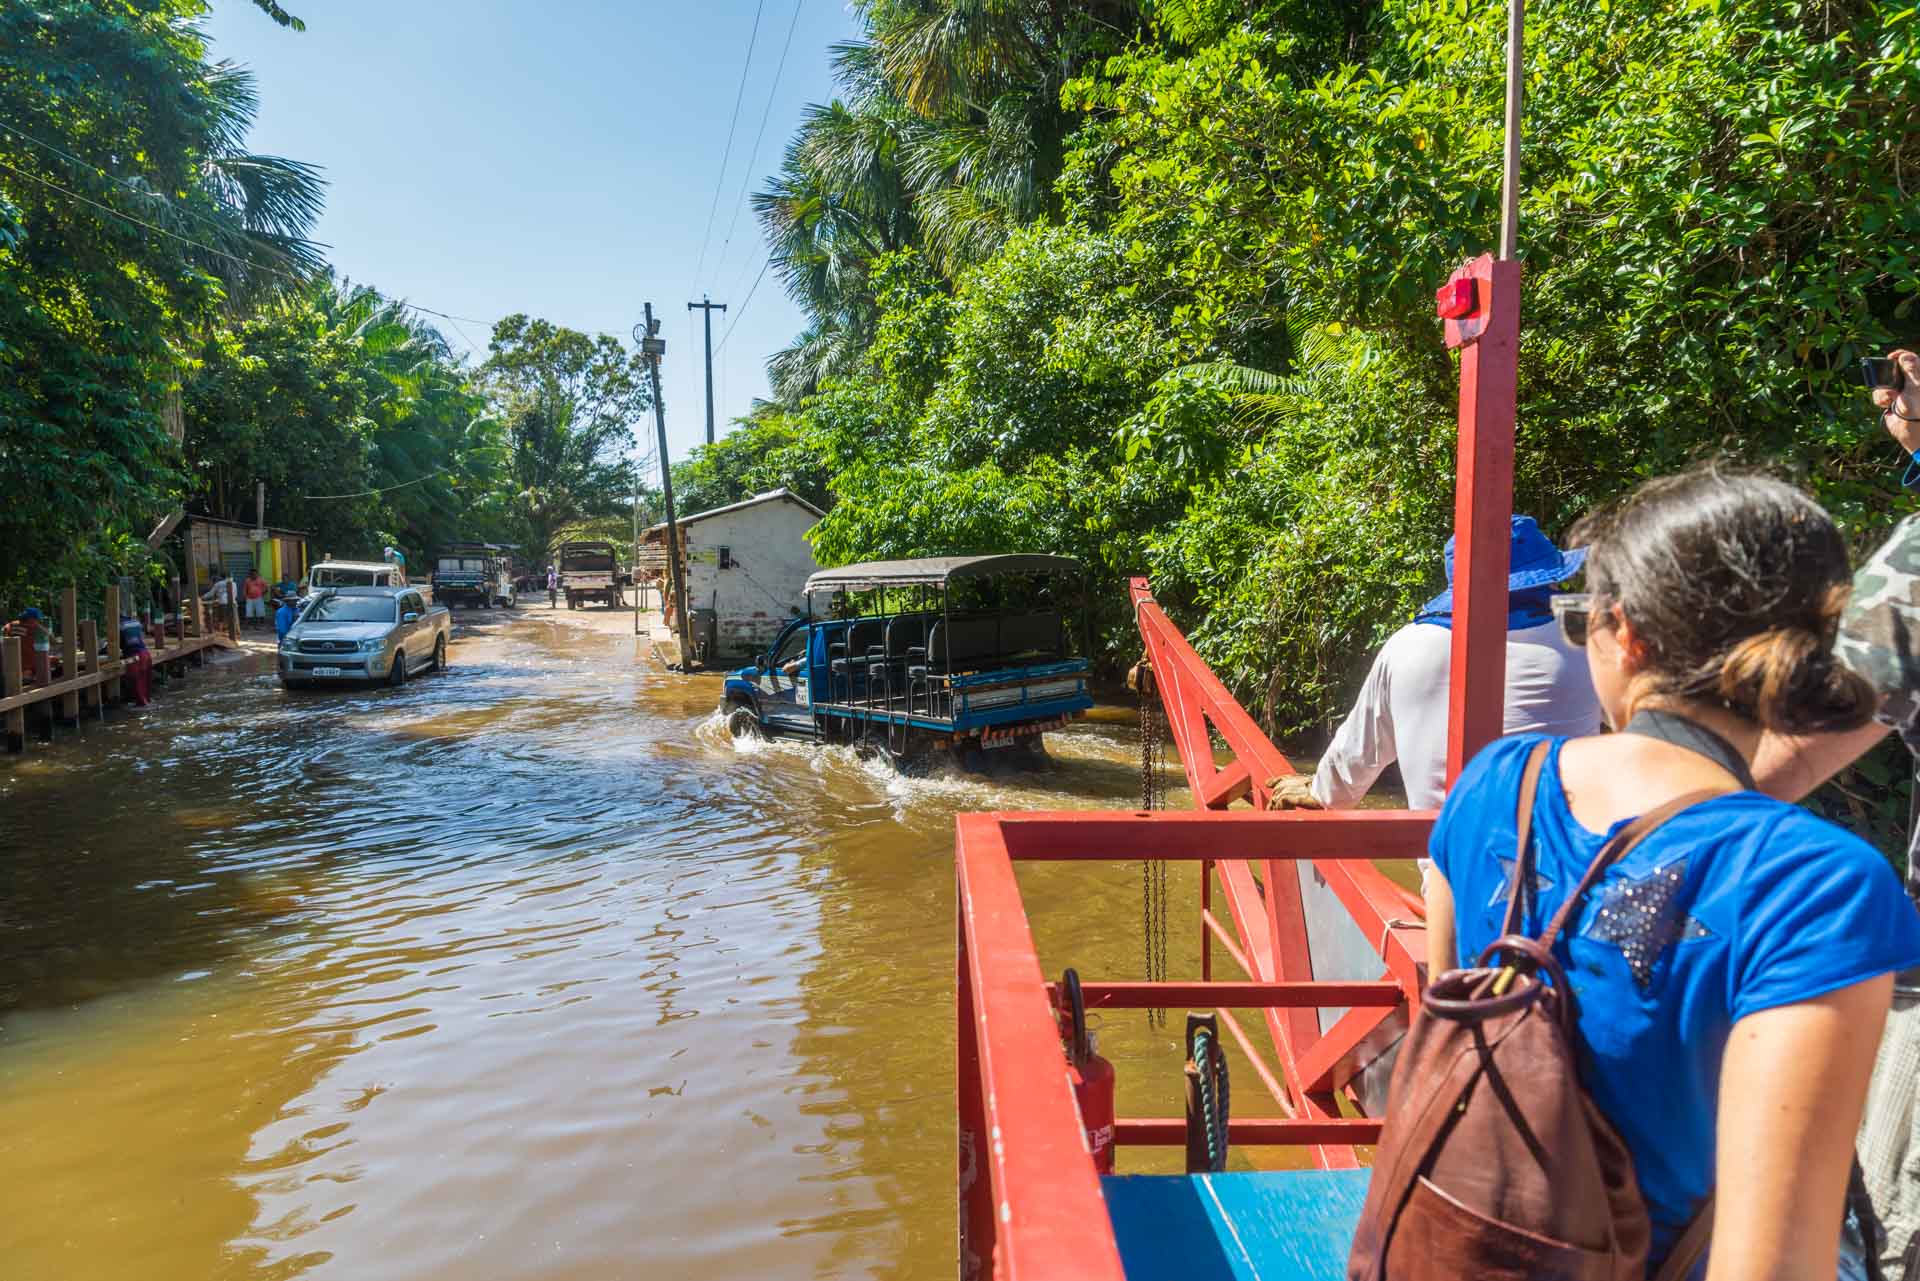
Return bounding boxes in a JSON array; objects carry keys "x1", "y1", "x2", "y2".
[{"x1": 644, "y1": 489, "x2": 825, "y2": 660}]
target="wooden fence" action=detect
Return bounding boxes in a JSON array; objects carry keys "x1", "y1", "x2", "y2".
[{"x1": 1, "y1": 573, "x2": 240, "y2": 754}]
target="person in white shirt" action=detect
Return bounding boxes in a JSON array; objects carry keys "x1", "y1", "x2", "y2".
[{"x1": 1272, "y1": 515, "x2": 1600, "y2": 814}]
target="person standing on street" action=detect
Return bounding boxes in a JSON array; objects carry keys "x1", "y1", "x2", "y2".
[
  {"x1": 547, "y1": 565, "x2": 558, "y2": 608},
  {"x1": 242, "y1": 569, "x2": 268, "y2": 628},
  {"x1": 274, "y1": 595, "x2": 298, "y2": 643}
]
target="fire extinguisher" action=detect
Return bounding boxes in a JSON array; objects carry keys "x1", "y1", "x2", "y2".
[{"x1": 1060, "y1": 968, "x2": 1116, "y2": 1174}]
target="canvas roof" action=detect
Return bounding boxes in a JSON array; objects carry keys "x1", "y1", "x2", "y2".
[{"x1": 803, "y1": 554, "x2": 1083, "y2": 593}]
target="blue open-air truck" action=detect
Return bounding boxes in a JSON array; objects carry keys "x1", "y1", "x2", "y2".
[{"x1": 720, "y1": 554, "x2": 1093, "y2": 767}]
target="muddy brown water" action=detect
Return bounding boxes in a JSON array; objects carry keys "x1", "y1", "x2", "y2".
[{"x1": 1, "y1": 609, "x2": 1313, "y2": 1280}]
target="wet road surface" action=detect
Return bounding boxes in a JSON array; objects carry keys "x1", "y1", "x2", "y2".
[{"x1": 0, "y1": 605, "x2": 1240, "y2": 1281}]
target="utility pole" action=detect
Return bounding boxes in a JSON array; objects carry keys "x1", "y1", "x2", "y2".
[
  {"x1": 686, "y1": 296, "x2": 727, "y2": 446},
  {"x1": 637, "y1": 304, "x2": 693, "y2": 668}
]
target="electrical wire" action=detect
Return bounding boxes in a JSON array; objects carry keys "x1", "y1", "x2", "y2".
[
  {"x1": 0, "y1": 125, "x2": 498, "y2": 329},
  {"x1": 709, "y1": 0, "x2": 805, "y2": 294},
  {"x1": 302, "y1": 469, "x2": 449, "y2": 500},
  {"x1": 710, "y1": 257, "x2": 770, "y2": 356},
  {"x1": 691, "y1": 0, "x2": 768, "y2": 289}
]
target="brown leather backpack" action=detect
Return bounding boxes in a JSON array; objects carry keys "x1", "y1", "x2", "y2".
[{"x1": 1348, "y1": 741, "x2": 1716, "y2": 1281}]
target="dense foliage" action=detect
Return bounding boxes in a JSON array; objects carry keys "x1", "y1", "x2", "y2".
[
  {"x1": 0, "y1": 1, "x2": 651, "y2": 615},
  {"x1": 659, "y1": 0, "x2": 1920, "y2": 844}
]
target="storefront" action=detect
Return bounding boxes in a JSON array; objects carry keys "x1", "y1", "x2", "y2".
[{"x1": 186, "y1": 516, "x2": 309, "y2": 589}]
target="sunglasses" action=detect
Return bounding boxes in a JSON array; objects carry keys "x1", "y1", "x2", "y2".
[{"x1": 1550, "y1": 593, "x2": 1592, "y2": 647}]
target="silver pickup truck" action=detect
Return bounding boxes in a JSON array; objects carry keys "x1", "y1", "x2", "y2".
[{"x1": 278, "y1": 586, "x2": 451, "y2": 688}]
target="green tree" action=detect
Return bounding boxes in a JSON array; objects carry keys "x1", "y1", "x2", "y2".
[
  {"x1": 0, "y1": 0, "x2": 324, "y2": 609},
  {"x1": 670, "y1": 405, "x2": 835, "y2": 516},
  {"x1": 481, "y1": 315, "x2": 648, "y2": 561}
]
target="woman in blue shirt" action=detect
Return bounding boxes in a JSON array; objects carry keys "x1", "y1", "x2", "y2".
[{"x1": 1426, "y1": 466, "x2": 1920, "y2": 1279}]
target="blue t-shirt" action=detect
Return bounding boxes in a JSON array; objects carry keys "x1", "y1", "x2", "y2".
[
  {"x1": 274, "y1": 602, "x2": 296, "y2": 640},
  {"x1": 1432, "y1": 734, "x2": 1920, "y2": 1269}
]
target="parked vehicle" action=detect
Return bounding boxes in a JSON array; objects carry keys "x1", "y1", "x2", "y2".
[
  {"x1": 278, "y1": 586, "x2": 450, "y2": 688},
  {"x1": 431, "y1": 542, "x2": 517, "y2": 609},
  {"x1": 558, "y1": 541, "x2": 623, "y2": 609},
  {"x1": 720, "y1": 554, "x2": 1093, "y2": 767},
  {"x1": 308, "y1": 558, "x2": 407, "y2": 591}
]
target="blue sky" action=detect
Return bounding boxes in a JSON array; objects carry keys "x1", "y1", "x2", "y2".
[{"x1": 202, "y1": 0, "x2": 861, "y2": 463}]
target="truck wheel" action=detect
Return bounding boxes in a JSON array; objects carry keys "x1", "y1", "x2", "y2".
[
  {"x1": 431, "y1": 635, "x2": 447, "y2": 673},
  {"x1": 388, "y1": 649, "x2": 408, "y2": 687},
  {"x1": 726, "y1": 706, "x2": 763, "y2": 741}
]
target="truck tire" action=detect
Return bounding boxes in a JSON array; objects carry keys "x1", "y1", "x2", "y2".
[
  {"x1": 388, "y1": 648, "x2": 408, "y2": 687},
  {"x1": 726, "y1": 706, "x2": 763, "y2": 741},
  {"x1": 431, "y1": 635, "x2": 447, "y2": 673}
]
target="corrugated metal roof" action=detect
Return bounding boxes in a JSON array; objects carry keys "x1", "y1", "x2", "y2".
[
  {"x1": 646, "y1": 488, "x2": 826, "y2": 533},
  {"x1": 803, "y1": 554, "x2": 1084, "y2": 593}
]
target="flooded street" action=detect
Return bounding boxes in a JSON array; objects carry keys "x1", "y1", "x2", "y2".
[{"x1": 0, "y1": 606, "x2": 1219, "y2": 1281}]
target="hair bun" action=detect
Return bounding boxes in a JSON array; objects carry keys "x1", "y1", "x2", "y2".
[{"x1": 1715, "y1": 588, "x2": 1874, "y2": 732}]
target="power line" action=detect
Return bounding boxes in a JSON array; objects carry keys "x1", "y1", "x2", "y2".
[
  {"x1": 302, "y1": 469, "x2": 450, "y2": 500},
  {"x1": 691, "y1": 0, "x2": 768, "y2": 288},
  {"x1": 709, "y1": 0, "x2": 805, "y2": 294},
  {"x1": 0, "y1": 123, "x2": 498, "y2": 330},
  {"x1": 711, "y1": 258, "x2": 770, "y2": 356}
]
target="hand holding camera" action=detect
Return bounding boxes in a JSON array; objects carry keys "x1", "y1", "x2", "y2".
[{"x1": 1863, "y1": 348, "x2": 1920, "y2": 453}]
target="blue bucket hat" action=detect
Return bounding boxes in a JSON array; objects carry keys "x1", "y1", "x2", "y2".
[
  {"x1": 17, "y1": 606, "x2": 43, "y2": 622},
  {"x1": 1420, "y1": 515, "x2": 1587, "y2": 615}
]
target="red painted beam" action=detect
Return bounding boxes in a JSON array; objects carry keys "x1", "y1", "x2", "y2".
[
  {"x1": 1114, "y1": 1117, "x2": 1385, "y2": 1147},
  {"x1": 1443, "y1": 253, "x2": 1522, "y2": 784},
  {"x1": 955, "y1": 813, "x2": 1127, "y2": 1281},
  {"x1": 1294, "y1": 1002, "x2": 1401, "y2": 1095},
  {"x1": 991, "y1": 809, "x2": 1435, "y2": 863},
  {"x1": 1054, "y1": 980, "x2": 1405, "y2": 1010}
]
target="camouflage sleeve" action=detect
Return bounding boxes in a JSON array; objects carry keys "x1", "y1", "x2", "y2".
[{"x1": 1837, "y1": 513, "x2": 1920, "y2": 748}]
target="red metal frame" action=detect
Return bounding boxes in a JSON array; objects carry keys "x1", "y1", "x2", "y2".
[{"x1": 957, "y1": 255, "x2": 1521, "y2": 1280}]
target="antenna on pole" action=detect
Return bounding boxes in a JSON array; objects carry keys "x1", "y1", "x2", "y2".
[{"x1": 1498, "y1": 0, "x2": 1524, "y2": 261}]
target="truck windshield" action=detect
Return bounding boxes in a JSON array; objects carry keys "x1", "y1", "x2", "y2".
[
  {"x1": 313, "y1": 569, "x2": 379, "y2": 587},
  {"x1": 439, "y1": 558, "x2": 484, "y2": 571},
  {"x1": 304, "y1": 596, "x2": 396, "y2": 623}
]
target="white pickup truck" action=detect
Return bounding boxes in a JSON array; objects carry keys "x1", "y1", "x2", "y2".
[{"x1": 278, "y1": 586, "x2": 451, "y2": 688}]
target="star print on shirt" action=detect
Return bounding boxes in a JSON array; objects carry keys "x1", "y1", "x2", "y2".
[
  {"x1": 1489, "y1": 854, "x2": 1558, "y2": 913},
  {"x1": 1584, "y1": 857, "x2": 1713, "y2": 987}
]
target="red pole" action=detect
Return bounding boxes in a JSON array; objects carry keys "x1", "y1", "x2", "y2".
[
  {"x1": 1446, "y1": 0, "x2": 1527, "y2": 785},
  {"x1": 1441, "y1": 254, "x2": 1520, "y2": 784}
]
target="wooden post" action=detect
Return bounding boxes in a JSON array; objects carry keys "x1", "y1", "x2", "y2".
[
  {"x1": 78, "y1": 619, "x2": 101, "y2": 718},
  {"x1": 104, "y1": 584, "x2": 122, "y2": 707},
  {"x1": 228, "y1": 592, "x2": 240, "y2": 642},
  {"x1": 151, "y1": 594, "x2": 167, "y2": 657},
  {"x1": 2, "y1": 634, "x2": 23, "y2": 752},
  {"x1": 184, "y1": 535, "x2": 203, "y2": 639},
  {"x1": 59, "y1": 584, "x2": 79, "y2": 724}
]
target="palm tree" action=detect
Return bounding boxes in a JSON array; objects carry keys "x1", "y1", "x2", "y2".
[{"x1": 750, "y1": 0, "x2": 1146, "y2": 395}]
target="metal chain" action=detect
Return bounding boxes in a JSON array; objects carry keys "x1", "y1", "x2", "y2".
[{"x1": 1140, "y1": 672, "x2": 1168, "y2": 1029}]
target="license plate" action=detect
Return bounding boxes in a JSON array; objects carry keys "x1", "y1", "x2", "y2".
[
  {"x1": 313, "y1": 666, "x2": 342, "y2": 677},
  {"x1": 983, "y1": 735, "x2": 1019, "y2": 750}
]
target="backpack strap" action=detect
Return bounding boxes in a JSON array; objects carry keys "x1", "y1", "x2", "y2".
[
  {"x1": 1499, "y1": 740, "x2": 1554, "y2": 937},
  {"x1": 1537, "y1": 784, "x2": 1729, "y2": 951},
  {"x1": 1650, "y1": 1195, "x2": 1714, "y2": 1281}
]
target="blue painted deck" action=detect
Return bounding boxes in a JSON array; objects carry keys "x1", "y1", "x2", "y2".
[{"x1": 1102, "y1": 1169, "x2": 1371, "y2": 1281}]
